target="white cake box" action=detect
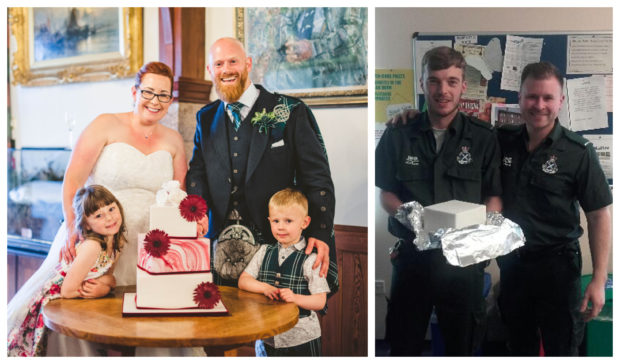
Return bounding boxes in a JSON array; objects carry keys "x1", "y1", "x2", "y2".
[
  {"x1": 424, "y1": 200, "x2": 486, "y2": 232},
  {"x1": 150, "y1": 205, "x2": 196, "y2": 238}
]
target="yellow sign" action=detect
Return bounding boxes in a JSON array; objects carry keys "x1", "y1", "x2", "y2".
[{"x1": 375, "y1": 69, "x2": 414, "y2": 123}]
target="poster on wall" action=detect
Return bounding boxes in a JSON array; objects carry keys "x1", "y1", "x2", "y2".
[
  {"x1": 375, "y1": 69, "x2": 414, "y2": 123},
  {"x1": 583, "y1": 134, "x2": 612, "y2": 180}
]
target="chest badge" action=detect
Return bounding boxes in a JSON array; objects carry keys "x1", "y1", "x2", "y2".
[
  {"x1": 502, "y1": 156, "x2": 513, "y2": 167},
  {"x1": 456, "y1": 146, "x2": 473, "y2": 165},
  {"x1": 542, "y1": 155, "x2": 558, "y2": 174},
  {"x1": 405, "y1": 155, "x2": 420, "y2": 166}
]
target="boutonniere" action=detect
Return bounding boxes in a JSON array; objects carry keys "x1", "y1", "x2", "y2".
[
  {"x1": 251, "y1": 108, "x2": 284, "y2": 134},
  {"x1": 250, "y1": 96, "x2": 299, "y2": 135}
]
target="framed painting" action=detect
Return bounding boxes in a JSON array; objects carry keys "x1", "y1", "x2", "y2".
[
  {"x1": 235, "y1": 7, "x2": 368, "y2": 106},
  {"x1": 9, "y1": 7, "x2": 143, "y2": 86}
]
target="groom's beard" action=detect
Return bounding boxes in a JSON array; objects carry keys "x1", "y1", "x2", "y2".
[{"x1": 215, "y1": 70, "x2": 248, "y2": 103}]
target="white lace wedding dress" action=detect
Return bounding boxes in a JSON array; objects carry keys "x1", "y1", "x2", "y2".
[{"x1": 7, "y1": 143, "x2": 205, "y2": 356}]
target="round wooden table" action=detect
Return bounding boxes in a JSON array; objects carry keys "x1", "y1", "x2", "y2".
[{"x1": 42, "y1": 285, "x2": 298, "y2": 356}]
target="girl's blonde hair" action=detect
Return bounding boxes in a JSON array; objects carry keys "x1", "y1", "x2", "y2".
[{"x1": 73, "y1": 185, "x2": 126, "y2": 253}]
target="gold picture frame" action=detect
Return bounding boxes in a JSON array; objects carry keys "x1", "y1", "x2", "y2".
[
  {"x1": 9, "y1": 7, "x2": 143, "y2": 86},
  {"x1": 235, "y1": 7, "x2": 368, "y2": 106}
]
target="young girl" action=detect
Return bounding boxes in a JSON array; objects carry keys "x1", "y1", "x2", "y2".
[{"x1": 7, "y1": 185, "x2": 126, "y2": 356}]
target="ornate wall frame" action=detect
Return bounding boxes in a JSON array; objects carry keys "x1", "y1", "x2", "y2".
[{"x1": 8, "y1": 7, "x2": 143, "y2": 86}]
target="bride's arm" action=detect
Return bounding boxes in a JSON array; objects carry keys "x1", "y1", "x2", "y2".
[{"x1": 61, "y1": 115, "x2": 110, "y2": 262}]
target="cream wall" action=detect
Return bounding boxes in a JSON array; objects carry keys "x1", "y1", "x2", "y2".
[
  {"x1": 374, "y1": 7, "x2": 613, "y2": 339},
  {"x1": 8, "y1": 8, "x2": 367, "y2": 228}
]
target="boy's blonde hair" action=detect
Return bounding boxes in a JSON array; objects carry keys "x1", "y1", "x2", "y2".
[{"x1": 269, "y1": 188, "x2": 308, "y2": 215}]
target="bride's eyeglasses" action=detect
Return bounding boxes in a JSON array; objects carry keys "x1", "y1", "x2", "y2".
[{"x1": 138, "y1": 88, "x2": 172, "y2": 103}]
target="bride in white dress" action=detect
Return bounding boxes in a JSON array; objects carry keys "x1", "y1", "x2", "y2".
[{"x1": 7, "y1": 62, "x2": 207, "y2": 356}]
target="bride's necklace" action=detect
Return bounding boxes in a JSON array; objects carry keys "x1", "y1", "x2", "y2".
[
  {"x1": 143, "y1": 128, "x2": 155, "y2": 140},
  {"x1": 131, "y1": 116, "x2": 156, "y2": 140}
]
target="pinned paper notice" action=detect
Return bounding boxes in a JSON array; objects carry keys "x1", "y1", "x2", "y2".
[
  {"x1": 567, "y1": 76, "x2": 608, "y2": 132},
  {"x1": 582, "y1": 134, "x2": 612, "y2": 180},
  {"x1": 465, "y1": 55, "x2": 492, "y2": 80},
  {"x1": 484, "y1": 37, "x2": 503, "y2": 72},
  {"x1": 559, "y1": 81, "x2": 571, "y2": 128},
  {"x1": 501, "y1": 35, "x2": 543, "y2": 92},
  {"x1": 567, "y1": 35, "x2": 612, "y2": 74},
  {"x1": 455, "y1": 35, "x2": 478, "y2": 44},
  {"x1": 604, "y1": 75, "x2": 612, "y2": 113}
]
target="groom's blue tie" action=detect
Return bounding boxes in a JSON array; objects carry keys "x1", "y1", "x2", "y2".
[{"x1": 227, "y1": 102, "x2": 244, "y2": 131}]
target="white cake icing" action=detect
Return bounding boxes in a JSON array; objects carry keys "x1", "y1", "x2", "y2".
[
  {"x1": 135, "y1": 181, "x2": 214, "y2": 310},
  {"x1": 136, "y1": 233, "x2": 212, "y2": 309},
  {"x1": 150, "y1": 181, "x2": 196, "y2": 237},
  {"x1": 136, "y1": 269, "x2": 214, "y2": 309},
  {"x1": 150, "y1": 205, "x2": 196, "y2": 237},
  {"x1": 424, "y1": 200, "x2": 486, "y2": 232}
]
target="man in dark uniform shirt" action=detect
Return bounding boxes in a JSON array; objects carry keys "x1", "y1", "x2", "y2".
[
  {"x1": 496, "y1": 62, "x2": 612, "y2": 356},
  {"x1": 375, "y1": 46, "x2": 503, "y2": 356}
]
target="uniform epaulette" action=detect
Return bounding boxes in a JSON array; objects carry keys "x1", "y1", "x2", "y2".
[
  {"x1": 564, "y1": 129, "x2": 591, "y2": 148},
  {"x1": 468, "y1": 116, "x2": 494, "y2": 130},
  {"x1": 496, "y1": 123, "x2": 522, "y2": 134}
]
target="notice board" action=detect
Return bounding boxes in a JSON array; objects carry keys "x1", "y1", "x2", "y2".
[{"x1": 412, "y1": 32, "x2": 613, "y2": 182}]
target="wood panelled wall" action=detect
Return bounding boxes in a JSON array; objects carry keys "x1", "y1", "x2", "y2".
[
  {"x1": 320, "y1": 225, "x2": 368, "y2": 356},
  {"x1": 7, "y1": 253, "x2": 45, "y2": 302}
]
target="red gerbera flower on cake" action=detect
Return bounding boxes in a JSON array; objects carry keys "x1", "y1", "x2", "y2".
[
  {"x1": 193, "y1": 282, "x2": 221, "y2": 309},
  {"x1": 144, "y1": 229, "x2": 171, "y2": 257},
  {"x1": 179, "y1": 195, "x2": 208, "y2": 222}
]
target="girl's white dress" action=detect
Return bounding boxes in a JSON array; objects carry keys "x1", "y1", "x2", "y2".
[{"x1": 7, "y1": 143, "x2": 205, "y2": 356}]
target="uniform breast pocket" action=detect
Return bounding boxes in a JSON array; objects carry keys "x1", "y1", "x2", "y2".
[
  {"x1": 445, "y1": 166, "x2": 482, "y2": 202},
  {"x1": 395, "y1": 166, "x2": 431, "y2": 202},
  {"x1": 528, "y1": 174, "x2": 573, "y2": 214}
]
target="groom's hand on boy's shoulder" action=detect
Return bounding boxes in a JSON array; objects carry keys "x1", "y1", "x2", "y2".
[{"x1": 306, "y1": 238, "x2": 329, "y2": 278}]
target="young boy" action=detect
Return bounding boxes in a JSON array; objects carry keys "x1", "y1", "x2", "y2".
[{"x1": 238, "y1": 188, "x2": 330, "y2": 356}]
